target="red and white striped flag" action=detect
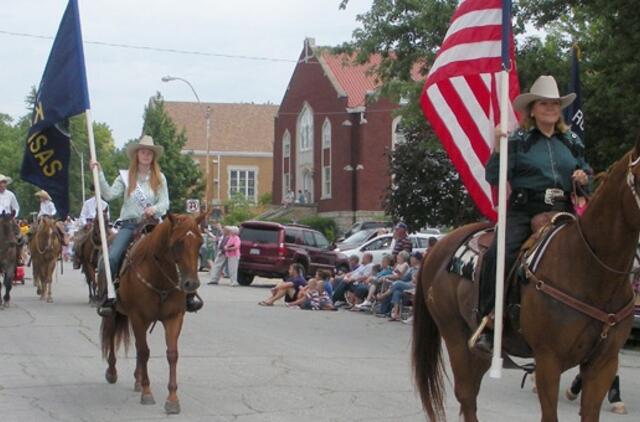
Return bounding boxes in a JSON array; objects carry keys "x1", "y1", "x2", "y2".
[{"x1": 420, "y1": 0, "x2": 520, "y2": 221}]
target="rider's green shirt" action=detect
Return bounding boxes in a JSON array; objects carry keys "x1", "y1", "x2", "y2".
[
  {"x1": 485, "y1": 127, "x2": 591, "y2": 193},
  {"x1": 98, "y1": 170, "x2": 169, "y2": 222}
]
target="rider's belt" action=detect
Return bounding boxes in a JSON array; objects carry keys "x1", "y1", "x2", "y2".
[{"x1": 511, "y1": 188, "x2": 570, "y2": 207}]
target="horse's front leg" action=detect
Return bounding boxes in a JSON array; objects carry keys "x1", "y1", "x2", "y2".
[
  {"x1": 3, "y1": 272, "x2": 13, "y2": 307},
  {"x1": 579, "y1": 354, "x2": 619, "y2": 422},
  {"x1": 162, "y1": 312, "x2": 185, "y2": 415},
  {"x1": 533, "y1": 352, "x2": 562, "y2": 422},
  {"x1": 131, "y1": 316, "x2": 154, "y2": 405}
]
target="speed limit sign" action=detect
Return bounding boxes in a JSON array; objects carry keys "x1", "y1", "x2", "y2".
[{"x1": 186, "y1": 199, "x2": 200, "y2": 213}]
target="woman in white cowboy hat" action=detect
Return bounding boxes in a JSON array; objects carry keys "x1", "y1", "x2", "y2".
[
  {"x1": 0, "y1": 174, "x2": 20, "y2": 217},
  {"x1": 90, "y1": 134, "x2": 182, "y2": 315},
  {"x1": 475, "y1": 75, "x2": 592, "y2": 353}
]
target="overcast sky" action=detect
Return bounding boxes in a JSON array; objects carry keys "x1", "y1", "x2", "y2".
[{"x1": 1, "y1": 0, "x2": 373, "y2": 147}]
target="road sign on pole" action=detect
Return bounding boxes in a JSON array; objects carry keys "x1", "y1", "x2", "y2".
[{"x1": 186, "y1": 199, "x2": 200, "y2": 214}]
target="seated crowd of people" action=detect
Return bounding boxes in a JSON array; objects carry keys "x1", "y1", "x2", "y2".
[{"x1": 258, "y1": 234, "x2": 438, "y2": 323}]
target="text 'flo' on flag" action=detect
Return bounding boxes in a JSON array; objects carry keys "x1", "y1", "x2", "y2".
[
  {"x1": 20, "y1": 0, "x2": 90, "y2": 218},
  {"x1": 420, "y1": 0, "x2": 520, "y2": 221}
]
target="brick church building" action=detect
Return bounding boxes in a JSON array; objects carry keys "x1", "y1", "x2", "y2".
[{"x1": 272, "y1": 38, "x2": 409, "y2": 228}]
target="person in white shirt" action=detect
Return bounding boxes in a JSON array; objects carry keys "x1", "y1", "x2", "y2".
[
  {"x1": 0, "y1": 174, "x2": 20, "y2": 217},
  {"x1": 78, "y1": 186, "x2": 110, "y2": 226},
  {"x1": 0, "y1": 174, "x2": 24, "y2": 265},
  {"x1": 34, "y1": 190, "x2": 67, "y2": 245},
  {"x1": 73, "y1": 185, "x2": 110, "y2": 269}
]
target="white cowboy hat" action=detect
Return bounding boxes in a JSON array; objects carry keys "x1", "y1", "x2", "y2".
[
  {"x1": 513, "y1": 75, "x2": 576, "y2": 112},
  {"x1": 34, "y1": 190, "x2": 52, "y2": 201},
  {"x1": 0, "y1": 174, "x2": 12, "y2": 184},
  {"x1": 126, "y1": 135, "x2": 164, "y2": 160}
]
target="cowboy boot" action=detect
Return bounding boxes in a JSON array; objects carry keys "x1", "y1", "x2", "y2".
[{"x1": 186, "y1": 293, "x2": 203, "y2": 313}]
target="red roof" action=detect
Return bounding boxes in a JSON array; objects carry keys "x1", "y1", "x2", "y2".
[{"x1": 319, "y1": 51, "x2": 425, "y2": 108}]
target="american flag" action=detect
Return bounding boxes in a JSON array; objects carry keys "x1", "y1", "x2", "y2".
[{"x1": 420, "y1": 0, "x2": 519, "y2": 221}]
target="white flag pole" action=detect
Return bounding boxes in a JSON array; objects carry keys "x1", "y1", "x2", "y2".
[
  {"x1": 85, "y1": 109, "x2": 115, "y2": 299},
  {"x1": 489, "y1": 69, "x2": 510, "y2": 379}
]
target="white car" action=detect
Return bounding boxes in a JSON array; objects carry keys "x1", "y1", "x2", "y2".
[{"x1": 339, "y1": 233, "x2": 433, "y2": 264}]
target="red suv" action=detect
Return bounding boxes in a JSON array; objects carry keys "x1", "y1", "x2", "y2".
[{"x1": 238, "y1": 221, "x2": 350, "y2": 285}]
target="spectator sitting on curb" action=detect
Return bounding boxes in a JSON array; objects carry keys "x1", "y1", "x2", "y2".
[
  {"x1": 259, "y1": 263, "x2": 306, "y2": 306},
  {"x1": 376, "y1": 251, "x2": 423, "y2": 320},
  {"x1": 287, "y1": 277, "x2": 336, "y2": 311},
  {"x1": 354, "y1": 254, "x2": 395, "y2": 310},
  {"x1": 332, "y1": 253, "x2": 375, "y2": 308},
  {"x1": 346, "y1": 264, "x2": 381, "y2": 307}
]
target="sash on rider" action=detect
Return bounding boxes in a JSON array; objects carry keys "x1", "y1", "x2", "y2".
[{"x1": 119, "y1": 170, "x2": 152, "y2": 214}]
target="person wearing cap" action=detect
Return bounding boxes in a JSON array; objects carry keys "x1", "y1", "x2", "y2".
[
  {"x1": 391, "y1": 222, "x2": 412, "y2": 257},
  {"x1": 476, "y1": 75, "x2": 592, "y2": 353},
  {"x1": 0, "y1": 174, "x2": 25, "y2": 264},
  {"x1": 91, "y1": 135, "x2": 200, "y2": 315}
]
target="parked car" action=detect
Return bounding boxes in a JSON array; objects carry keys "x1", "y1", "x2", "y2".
[
  {"x1": 341, "y1": 221, "x2": 393, "y2": 239},
  {"x1": 334, "y1": 228, "x2": 386, "y2": 252},
  {"x1": 238, "y1": 221, "x2": 350, "y2": 286},
  {"x1": 339, "y1": 233, "x2": 433, "y2": 264},
  {"x1": 420, "y1": 227, "x2": 445, "y2": 240}
]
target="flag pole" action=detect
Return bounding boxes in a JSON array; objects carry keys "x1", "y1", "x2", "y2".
[{"x1": 85, "y1": 109, "x2": 115, "y2": 299}]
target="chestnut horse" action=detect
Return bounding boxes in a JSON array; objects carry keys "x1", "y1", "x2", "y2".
[
  {"x1": 412, "y1": 140, "x2": 640, "y2": 421},
  {"x1": 100, "y1": 211, "x2": 205, "y2": 415},
  {"x1": 0, "y1": 212, "x2": 17, "y2": 307},
  {"x1": 29, "y1": 217, "x2": 62, "y2": 303},
  {"x1": 75, "y1": 215, "x2": 112, "y2": 304}
]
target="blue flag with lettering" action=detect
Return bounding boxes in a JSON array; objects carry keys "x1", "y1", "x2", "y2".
[
  {"x1": 563, "y1": 46, "x2": 584, "y2": 140},
  {"x1": 20, "y1": 0, "x2": 90, "y2": 218}
]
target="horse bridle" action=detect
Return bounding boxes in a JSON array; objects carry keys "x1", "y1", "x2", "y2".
[
  {"x1": 626, "y1": 153, "x2": 640, "y2": 210},
  {"x1": 133, "y1": 228, "x2": 201, "y2": 303}
]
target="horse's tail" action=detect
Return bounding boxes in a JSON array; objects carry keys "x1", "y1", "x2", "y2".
[
  {"x1": 100, "y1": 312, "x2": 130, "y2": 359},
  {"x1": 412, "y1": 262, "x2": 445, "y2": 421}
]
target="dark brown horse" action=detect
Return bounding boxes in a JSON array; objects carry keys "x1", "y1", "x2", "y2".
[
  {"x1": 100, "y1": 211, "x2": 205, "y2": 415},
  {"x1": 75, "y1": 215, "x2": 112, "y2": 304},
  {"x1": 0, "y1": 212, "x2": 17, "y2": 307},
  {"x1": 29, "y1": 216, "x2": 62, "y2": 303},
  {"x1": 412, "y1": 141, "x2": 640, "y2": 421}
]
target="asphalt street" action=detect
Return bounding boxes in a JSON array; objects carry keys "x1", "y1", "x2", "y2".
[{"x1": 1, "y1": 266, "x2": 639, "y2": 421}]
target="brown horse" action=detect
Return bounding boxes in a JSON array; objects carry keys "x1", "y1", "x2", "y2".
[
  {"x1": 75, "y1": 215, "x2": 112, "y2": 304},
  {"x1": 29, "y1": 217, "x2": 62, "y2": 303},
  {"x1": 412, "y1": 140, "x2": 640, "y2": 421},
  {"x1": 100, "y1": 211, "x2": 205, "y2": 415},
  {"x1": 0, "y1": 212, "x2": 17, "y2": 307}
]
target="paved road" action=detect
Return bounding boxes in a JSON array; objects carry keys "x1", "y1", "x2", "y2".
[{"x1": 1, "y1": 266, "x2": 639, "y2": 421}]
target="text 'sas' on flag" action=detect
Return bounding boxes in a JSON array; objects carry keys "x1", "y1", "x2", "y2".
[
  {"x1": 20, "y1": 0, "x2": 90, "y2": 218},
  {"x1": 420, "y1": 0, "x2": 520, "y2": 221}
]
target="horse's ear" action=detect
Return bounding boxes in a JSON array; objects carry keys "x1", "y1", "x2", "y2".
[
  {"x1": 195, "y1": 208, "x2": 210, "y2": 225},
  {"x1": 11, "y1": 210, "x2": 16, "y2": 219},
  {"x1": 635, "y1": 130, "x2": 640, "y2": 157}
]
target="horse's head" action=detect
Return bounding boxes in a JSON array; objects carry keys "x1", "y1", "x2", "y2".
[
  {"x1": 0, "y1": 211, "x2": 17, "y2": 245},
  {"x1": 620, "y1": 132, "x2": 640, "y2": 228},
  {"x1": 164, "y1": 210, "x2": 208, "y2": 293}
]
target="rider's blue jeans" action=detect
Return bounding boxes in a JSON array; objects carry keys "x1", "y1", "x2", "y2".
[{"x1": 108, "y1": 221, "x2": 136, "y2": 277}]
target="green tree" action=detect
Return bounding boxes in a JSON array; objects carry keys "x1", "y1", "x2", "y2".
[{"x1": 141, "y1": 93, "x2": 205, "y2": 213}]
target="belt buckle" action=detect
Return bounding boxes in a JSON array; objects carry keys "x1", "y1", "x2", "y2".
[{"x1": 544, "y1": 188, "x2": 564, "y2": 205}]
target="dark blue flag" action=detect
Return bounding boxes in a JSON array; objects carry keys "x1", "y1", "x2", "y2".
[
  {"x1": 20, "y1": 0, "x2": 90, "y2": 218},
  {"x1": 563, "y1": 45, "x2": 585, "y2": 140}
]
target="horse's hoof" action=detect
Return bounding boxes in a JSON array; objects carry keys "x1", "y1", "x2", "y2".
[
  {"x1": 164, "y1": 400, "x2": 181, "y2": 415},
  {"x1": 610, "y1": 401, "x2": 627, "y2": 414},
  {"x1": 566, "y1": 387, "x2": 578, "y2": 401},
  {"x1": 134, "y1": 382, "x2": 142, "y2": 392},
  {"x1": 105, "y1": 370, "x2": 117, "y2": 384},
  {"x1": 46, "y1": 297, "x2": 53, "y2": 303},
  {"x1": 141, "y1": 393, "x2": 155, "y2": 405}
]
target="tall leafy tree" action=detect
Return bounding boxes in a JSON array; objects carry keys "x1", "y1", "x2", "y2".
[{"x1": 141, "y1": 93, "x2": 204, "y2": 212}]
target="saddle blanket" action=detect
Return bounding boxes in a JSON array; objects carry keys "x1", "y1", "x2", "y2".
[{"x1": 449, "y1": 223, "x2": 569, "y2": 282}]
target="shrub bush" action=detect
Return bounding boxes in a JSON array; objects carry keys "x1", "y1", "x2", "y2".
[{"x1": 299, "y1": 215, "x2": 338, "y2": 242}]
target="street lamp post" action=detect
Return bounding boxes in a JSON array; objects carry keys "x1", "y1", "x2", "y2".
[{"x1": 161, "y1": 75, "x2": 212, "y2": 207}]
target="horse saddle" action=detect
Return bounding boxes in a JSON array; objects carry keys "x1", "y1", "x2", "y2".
[{"x1": 448, "y1": 212, "x2": 575, "y2": 336}]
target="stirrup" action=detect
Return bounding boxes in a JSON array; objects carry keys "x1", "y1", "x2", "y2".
[
  {"x1": 186, "y1": 293, "x2": 203, "y2": 313},
  {"x1": 97, "y1": 298, "x2": 116, "y2": 317}
]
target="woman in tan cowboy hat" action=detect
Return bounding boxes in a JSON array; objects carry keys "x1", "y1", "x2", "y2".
[{"x1": 475, "y1": 75, "x2": 592, "y2": 353}]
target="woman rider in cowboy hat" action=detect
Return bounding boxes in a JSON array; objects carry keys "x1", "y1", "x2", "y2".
[
  {"x1": 476, "y1": 75, "x2": 592, "y2": 353},
  {"x1": 91, "y1": 135, "x2": 202, "y2": 316}
]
